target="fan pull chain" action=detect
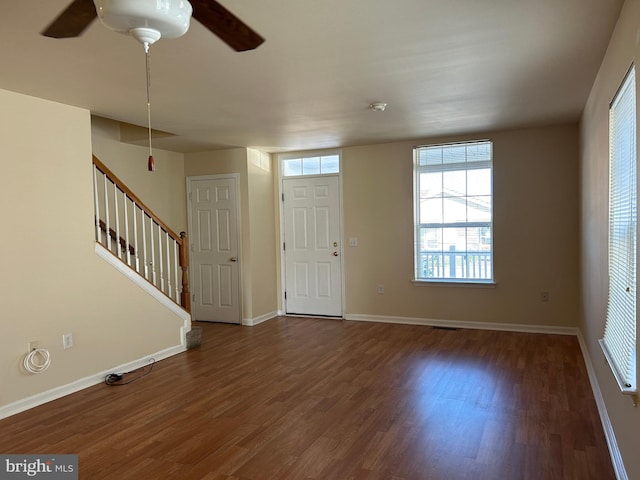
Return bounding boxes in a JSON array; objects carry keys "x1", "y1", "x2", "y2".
[{"x1": 144, "y1": 42, "x2": 155, "y2": 172}]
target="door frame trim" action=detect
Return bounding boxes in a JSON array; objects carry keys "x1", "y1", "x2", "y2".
[
  {"x1": 278, "y1": 168, "x2": 345, "y2": 318},
  {"x1": 186, "y1": 173, "x2": 243, "y2": 324}
]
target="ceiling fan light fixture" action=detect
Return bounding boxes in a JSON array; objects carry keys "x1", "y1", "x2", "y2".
[{"x1": 94, "y1": 0, "x2": 193, "y2": 45}]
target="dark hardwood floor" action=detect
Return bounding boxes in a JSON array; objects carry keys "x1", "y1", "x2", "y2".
[{"x1": 0, "y1": 317, "x2": 615, "y2": 479}]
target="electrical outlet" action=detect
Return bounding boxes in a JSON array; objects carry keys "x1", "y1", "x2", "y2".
[
  {"x1": 541, "y1": 291, "x2": 550, "y2": 302},
  {"x1": 28, "y1": 341, "x2": 39, "y2": 353},
  {"x1": 63, "y1": 333, "x2": 74, "y2": 350},
  {"x1": 377, "y1": 284, "x2": 385, "y2": 294}
]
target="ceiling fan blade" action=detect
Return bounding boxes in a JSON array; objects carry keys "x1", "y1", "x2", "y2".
[
  {"x1": 41, "y1": 0, "x2": 97, "y2": 38},
  {"x1": 191, "y1": 0, "x2": 265, "y2": 52}
]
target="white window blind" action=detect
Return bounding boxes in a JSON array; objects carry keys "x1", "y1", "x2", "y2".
[{"x1": 600, "y1": 66, "x2": 637, "y2": 394}]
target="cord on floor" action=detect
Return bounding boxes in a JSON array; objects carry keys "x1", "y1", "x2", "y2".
[{"x1": 104, "y1": 358, "x2": 156, "y2": 386}]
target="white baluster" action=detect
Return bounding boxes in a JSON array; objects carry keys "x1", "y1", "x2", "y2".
[
  {"x1": 93, "y1": 166, "x2": 101, "y2": 242},
  {"x1": 133, "y1": 203, "x2": 140, "y2": 273},
  {"x1": 104, "y1": 176, "x2": 111, "y2": 251},
  {"x1": 158, "y1": 225, "x2": 164, "y2": 293},
  {"x1": 113, "y1": 183, "x2": 121, "y2": 259},
  {"x1": 123, "y1": 191, "x2": 131, "y2": 266},
  {"x1": 142, "y1": 212, "x2": 148, "y2": 279},
  {"x1": 173, "y1": 240, "x2": 179, "y2": 302},
  {"x1": 165, "y1": 231, "x2": 172, "y2": 298},
  {"x1": 150, "y1": 216, "x2": 156, "y2": 285}
]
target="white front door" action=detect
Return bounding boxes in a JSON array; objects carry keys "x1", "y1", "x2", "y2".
[
  {"x1": 187, "y1": 175, "x2": 241, "y2": 324},
  {"x1": 283, "y1": 175, "x2": 343, "y2": 316}
]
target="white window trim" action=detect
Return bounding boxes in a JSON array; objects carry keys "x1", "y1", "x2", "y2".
[{"x1": 413, "y1": 140, "x2": 494, "y2": 284}]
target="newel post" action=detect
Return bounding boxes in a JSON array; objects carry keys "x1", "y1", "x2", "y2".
[{"x1": 179, "y1": 231, "x2": 191, "y2": 312}]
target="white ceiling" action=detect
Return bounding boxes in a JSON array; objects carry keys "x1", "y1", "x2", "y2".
[{"x1": 0, "y1": 0, "x2": 624, "y2": 153}]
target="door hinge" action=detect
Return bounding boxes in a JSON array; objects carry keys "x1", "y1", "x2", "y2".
[
  {"x1": 284, "y1": 291, "x2": 287, "y2": 300},
  {"x1": 281, "y1": 193, "x2": 284, "y2": 202},
  {"x1": 192, "y1": 293, "x2": 196, "y2": 301},
  {"x1": 283, "y1": 242, "x2": 286, "y2": 251}
]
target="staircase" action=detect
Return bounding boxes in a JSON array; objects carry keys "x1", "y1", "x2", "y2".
[{"x1": 92, "y1": 155, "x2": 191, "y2": 313}]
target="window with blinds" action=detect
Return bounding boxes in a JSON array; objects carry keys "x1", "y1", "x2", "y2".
[
  {"x1": 600, "y1": 65, "x2": 637, "y2": 395},
  {"x1": 413, "y1": 141, "x2": 493, "y2": 283}
]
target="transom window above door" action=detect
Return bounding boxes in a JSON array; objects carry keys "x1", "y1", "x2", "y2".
[{"x1": 281, "y1": 152, "x2": 340, "y2": 177}]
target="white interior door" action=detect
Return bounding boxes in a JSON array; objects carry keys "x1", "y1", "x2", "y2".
[
  {"x1": 188, "y1": 175, "x2": 241, "y2": 324},
  {"x1": 283, "y1": 175, "x2": 343, "y2": 316}
]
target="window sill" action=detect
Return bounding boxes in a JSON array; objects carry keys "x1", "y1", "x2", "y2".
[
  {"x1": 412, "y1": 279, "x2": 496, "y2": 288},
  {"x1": 598, "y1": 338, "x2": 637, "y2": 398}
]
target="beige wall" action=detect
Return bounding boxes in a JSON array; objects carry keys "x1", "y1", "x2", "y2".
[
  {"x1": 184, "y1": 148, "x2": 248, "y2": 177},
  {"x1": 0, "y1": 90, "x2": 186, "y2": 409},
  {"x1": 185, "y1": 148, "x2": 277, "y2": 322},
  {"x1": 580, "y1": 0, "x2": 639, "y2": 477},
  {"x1": 341, "y1": 125, "x2": 580, "y2": 326},
  {"x1": 91, "y1": 116, "x2": 187, "y2": 233},
  {"x1": 247, "y1": 149, "x2": 278, "y2": 319}
]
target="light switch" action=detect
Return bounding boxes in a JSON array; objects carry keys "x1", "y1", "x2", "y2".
[{"x1": 349, "y1": 237, "x2": 358, "y2": 247}]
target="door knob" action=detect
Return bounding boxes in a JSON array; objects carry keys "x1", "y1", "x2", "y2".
[
  {"x1": 332, "y1": 251, "x2": 339, "y2": 256},
  {"x1": 230, "y1": 257, "x2": 237, "y2": 262}
]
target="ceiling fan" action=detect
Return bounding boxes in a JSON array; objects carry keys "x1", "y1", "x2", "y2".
[
  {"x1": 41, "y1": 0, "x2": 265, "y2": 52},
  {"x1": 42, "y1": 0, "x2": 264, "y2": 171}
]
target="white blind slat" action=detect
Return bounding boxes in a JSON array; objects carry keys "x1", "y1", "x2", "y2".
[{"x1": 603, "y1": 66, "x2": 637, "y2": 393}]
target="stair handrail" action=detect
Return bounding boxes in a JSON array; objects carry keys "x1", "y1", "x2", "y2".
[{"x1": 92, "y1": 155, "x2": 190, "y2": 312}]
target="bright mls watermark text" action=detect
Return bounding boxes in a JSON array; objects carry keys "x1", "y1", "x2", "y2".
[{"x1": 0, "y1": 455, "x2": 77, "y2": 479}]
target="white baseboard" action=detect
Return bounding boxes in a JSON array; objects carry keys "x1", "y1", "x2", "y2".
[
  {"x1": 243, "y1": 311, "x2": 278, "y2": 326},
  {"x1": 576, "y1": 331, "x2": 628, "y2": 480},
  {"x1": 344, "y1": 313, "x2": 579, "y2": 335},
  {"x1": 0, "y1": 343, "x2": 186, "y2": 421}
]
